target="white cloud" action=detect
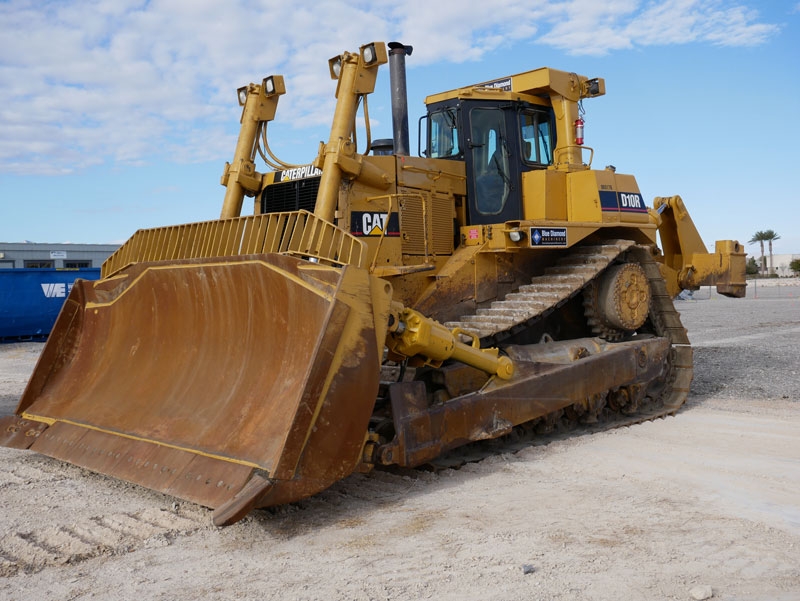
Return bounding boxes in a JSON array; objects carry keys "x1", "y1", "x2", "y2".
[
  {"x1": 539, "y1": 0, "x2": 778, "y2": 54},
  {"x1": 389, "y1": 0, "x2": 551, "y2": 65},
  {"x1": 0, "y1": 0, "x2": 778, "y2": 175},
  {"x1": 624, "y1": 1, "x2": 778, "y2": 49}
]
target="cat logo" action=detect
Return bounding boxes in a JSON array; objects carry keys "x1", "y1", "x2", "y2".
[
  {"x1": 350, "y1": 211, "x2": 400, "y2": 237},
  {"x1": 362, "y1": 212, "x2": 387, "y2": 235}
]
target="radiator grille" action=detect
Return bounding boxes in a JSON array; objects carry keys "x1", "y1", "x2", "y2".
[
  {"x1": 399, "y1": 196, "x2": 426, "y2": 255},
  {"x1": 261, "y1": 176, "x2": 320, "y2": 214},
  {"x1": 431, "y1": 195, "x2": 454, "y2": 255},
  {"x1": 398, "y1": 194, "x2": 453, "y2": 256}
]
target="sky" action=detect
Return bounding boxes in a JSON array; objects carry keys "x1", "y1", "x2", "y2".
[{"x1": 1, "y1": 0, "x2": 798, "y2": 258}]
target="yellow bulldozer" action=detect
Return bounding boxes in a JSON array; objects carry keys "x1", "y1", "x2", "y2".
[{"x1": 1, "y1": 42, "x2": 745, "y2": 526}]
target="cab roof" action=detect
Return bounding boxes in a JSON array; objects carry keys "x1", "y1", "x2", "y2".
[{"x1": 425, "y1": 67, "x2": 605, "y2": 107}]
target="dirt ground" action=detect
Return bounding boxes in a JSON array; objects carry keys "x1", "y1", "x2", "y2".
[{"x1": 1, "y1": 282, "x2": 799, "y2": 601}]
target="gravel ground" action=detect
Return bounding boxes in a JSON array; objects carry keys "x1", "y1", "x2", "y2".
[
  {"x1": 0, "y1": 281, "x2": 798, "y2": 601},
  {"x1": 680, "y1": 282, "x2": 800, "y2": 404}
]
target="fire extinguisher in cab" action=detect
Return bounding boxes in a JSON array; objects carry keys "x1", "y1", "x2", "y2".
[{"x1": 574, "y1": 117, "x2": 585, "y2": 145}]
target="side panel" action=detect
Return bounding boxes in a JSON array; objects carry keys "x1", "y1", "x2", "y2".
[
  {"x1": 613, "y1": 173, "x2": 650, "y2": 224},
  {"x1": 566, "y1": 170, "x2": 650, "y2": 225},
  {"x1": 344, "y1": 156, "x2": 463, "y2": 271},
  {"x1": 566, "y1": 170, "x2": 603, "y2": 223},
  {"x1": 521, "y1": 170, "x2": 567, "y2": 221}
]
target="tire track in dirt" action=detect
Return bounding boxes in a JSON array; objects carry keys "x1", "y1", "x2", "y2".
[{"x1": 0, "y1": 507, "x2": 203, "y2": 577}]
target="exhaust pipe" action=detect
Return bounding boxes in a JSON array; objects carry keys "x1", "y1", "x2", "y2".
[{"x1": 388, "y1": 42, "x2": 413, "y2": 156}]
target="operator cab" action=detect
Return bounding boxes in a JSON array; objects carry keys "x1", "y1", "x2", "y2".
[{"x1": 424, "y1": 99, "x2": 556, "y2": 225}]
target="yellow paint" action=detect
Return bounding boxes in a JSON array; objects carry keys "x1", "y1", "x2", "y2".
[
  {"x1": 566, "y1": 170, "x2": 602, "y2": 222},
  {"x1": 20, "y1": 414, "x2": 262, "y2": 469},
  {"x1": 522, "y1": 170, "x2": 567, "y2": 221}
]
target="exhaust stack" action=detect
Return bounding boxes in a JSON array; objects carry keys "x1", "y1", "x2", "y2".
[{"x1": 388, "y1": 42, "x2": 413, "y2": 156}]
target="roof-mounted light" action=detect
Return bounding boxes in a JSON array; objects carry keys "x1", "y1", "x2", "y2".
[
  {"x1": 582, "y1": 77, "x2": 605, "y2": 98},
  {"x1": 361, "y1": 43, "x2": 376, "y2": 65},
  {"x1": 359, "y1": 42, "x2": 386, "y2": 67},
  {"x1": 328, "y1": 55, "x2": 342, "y2": 80},
  {"x1": 237, "y1": 86, "x2": 248, "y2": 106},
  {"x1": 261, "y1": 75, "x2": 285, "y2": 97}
]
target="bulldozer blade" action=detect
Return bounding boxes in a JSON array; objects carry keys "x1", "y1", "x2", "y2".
[{"x1": 9, "y1": 253, "x2": 392, "y2": 522}]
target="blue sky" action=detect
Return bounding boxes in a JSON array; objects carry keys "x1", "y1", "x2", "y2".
[{"x1": 1, "y1": 0, "x2": 798, "y2": 257}]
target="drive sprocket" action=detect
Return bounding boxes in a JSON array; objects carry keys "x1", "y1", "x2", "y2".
[{"x1": 584, "y1": 261, "x2": 651, "y2": 340}]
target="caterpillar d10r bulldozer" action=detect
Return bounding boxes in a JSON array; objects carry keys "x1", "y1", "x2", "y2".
[{"x1": 1, "y1": 42, "x2": 745, "y2": 526}]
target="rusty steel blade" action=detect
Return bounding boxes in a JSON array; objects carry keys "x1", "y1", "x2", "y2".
[
  {"x1": 0, "y1": 415, "x2": 48, "y2": 450},
  {"x1": 10, "y1": 253, "x2": 391, "y2": 516},
  {"x1": 28, "y1": 420, "x2": 254, "y2": 507}
]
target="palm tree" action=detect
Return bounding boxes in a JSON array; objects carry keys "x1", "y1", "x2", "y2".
[
  {"x1": 763, "y1": 230, "x2": 781, "y2": 275},
  {"x1": 749, "y1": 231, "x2": 768, "y2": 275}
]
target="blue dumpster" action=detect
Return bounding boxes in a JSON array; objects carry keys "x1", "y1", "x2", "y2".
[{"x1": 0, "y1": 268, "x2": 101, "y2": 340}]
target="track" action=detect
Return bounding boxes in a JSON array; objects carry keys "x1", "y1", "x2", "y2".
[
  {"x1": 445, "y1": 240, "x2": 636, "y2": 344},
  {"x1": 416, "y1": 241, "x2": 694, "y2": 466}
]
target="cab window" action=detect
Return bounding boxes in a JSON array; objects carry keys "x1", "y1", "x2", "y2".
[
  {"x1": 519, "y1": 110, "x2": 554, "y2": 166},
  {"x1": 428, "y1": 108, "x2": 461, "y2": 158}
]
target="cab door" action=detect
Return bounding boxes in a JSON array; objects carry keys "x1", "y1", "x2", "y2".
[{"x1": 463, "y1": 102, "x2": 522, "y2": 225}]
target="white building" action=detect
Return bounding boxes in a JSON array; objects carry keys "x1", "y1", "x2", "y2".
[
  {"x1": 0, "y1": 242, "x2": 118, "y2": 269},
  {"x1": 768, "y1": 254, "x2": 800, "y2": 277}
]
